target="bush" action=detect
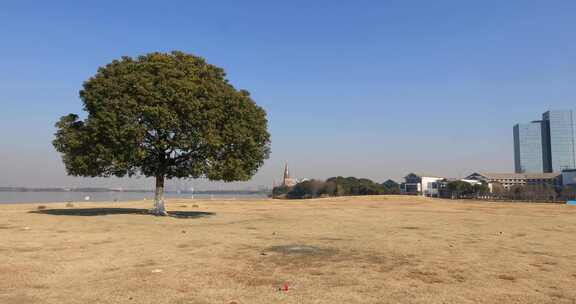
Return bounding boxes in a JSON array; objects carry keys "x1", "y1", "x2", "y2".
[
  {"x1": 274, "y1": 176, "x2": 400, "y2": 199},
  {"x1": 272, "y1": 185, "x2": 290, "y2": 197}
]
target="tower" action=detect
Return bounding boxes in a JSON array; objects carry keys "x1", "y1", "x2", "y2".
[
  {"x1": 282, "y1": 162, "x2": 297, "y2": 187},
  {"x1": 542, "y1": 110, "x2": 576, "y2": 172},
  {"x1": 283, "y1": 162, "x2": 290, "y2": 181},
  {"x1": 513, "y1": 121, "x2": 545, "y2": 173}
]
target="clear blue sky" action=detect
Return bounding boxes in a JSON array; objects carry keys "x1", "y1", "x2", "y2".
[{"x1": 0, "y1": 1, "x2": 575, "y2": 189}]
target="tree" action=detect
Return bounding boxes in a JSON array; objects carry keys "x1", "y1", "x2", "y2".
[
  {"x1": 509, "y1": 184, "x2": 557, "y2": 202},
  {"x1": 53, "y1": 51, "x2": 271, "y2": 215},
  {"x1": 446, "y1": 180, "x2": 474, "y2": 199},
  {"x1": 491, "y1": 182, "x2": 506, "y2": 199},
  {"x1": 382, "y1": 179, "x2": 400, "y2": 194},
  {"x1": 287, "y1": 181, "x2": 312, "y2": 199},
  {"x1": 321, "y1": 181, "x2": 337, "y2": 197},
  {"x1": 287, "y1": 180, "x2": 325, "y2": 199},
  {"x1": 508, "y1": 185, "x2": 524, "y2": 201},
  {"x1": 472, "y1": 182, "x2": 489, "y2": 198},
  {"x1": 272, "y1": 185, "x2": 290, "y2": 198}
]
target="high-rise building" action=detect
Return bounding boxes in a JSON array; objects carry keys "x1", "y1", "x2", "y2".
[
  {"x1": 513, "y1": 110, "x2": 576, "y2": 173},
  {"x1": 513, "y1": 121, "x2": 545, "y2": 173},
  {"x1": 542, "y1": 110, "x2": 576, "y2": 172}
]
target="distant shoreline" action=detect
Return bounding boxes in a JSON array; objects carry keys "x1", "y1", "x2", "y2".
[
  {"x1": 0, "y1": 187, "x2": 268, "y2": 195},
  {"x1": 0, "y1": 190, "x2": 268, "y2": 204}
]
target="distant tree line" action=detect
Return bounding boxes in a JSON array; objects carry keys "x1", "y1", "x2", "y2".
[
  {"x1": 489, "y1": 183, "x2": 560, "y2": 202},
  {"x1": 446, "y1": 181, "x2": 566, "y2": 202},
  {"x1": 445, "y1": 181, "x2": 490, "y2": 199},
  {"x1": 273, "y1": 177, "x2": 400, "y2": 199},
  {"x1": 273, "y1": 177, "x2": 572, "y2": 202}
]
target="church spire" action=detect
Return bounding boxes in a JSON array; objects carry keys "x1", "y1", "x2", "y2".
[
  {"x1": 283, "y1": 162, "x2": 290, "y2": 180},
  {"x1": 282, "y1": 162, "x2": 296, "y2": 187}
]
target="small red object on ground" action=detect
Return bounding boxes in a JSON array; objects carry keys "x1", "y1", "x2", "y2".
[{"x1": 283, "y1": 283, "x2": 289, "y2": 292}]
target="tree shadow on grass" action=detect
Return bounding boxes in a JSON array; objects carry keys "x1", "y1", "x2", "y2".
[{"x1": 30, "y1": 208, "x2": 214, "y2": 219}]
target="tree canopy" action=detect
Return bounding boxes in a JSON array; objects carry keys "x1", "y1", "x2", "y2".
[
  {"x1": 53, "y1": 51, "x2": 271, "y2": 213},
  {"x1": 446, "y1": 180, "x2": 489, "y2": 199}
]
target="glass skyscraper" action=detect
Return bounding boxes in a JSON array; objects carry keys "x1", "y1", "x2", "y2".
[
  {"x1": 513, "y1": 121, "x2": 545, "y2": 173},
  {"x1": 542, "y1": 110, "x2": 576, "y2": 172},
  {"x1": 514, "y1": 110, "x2": 576, "y2": 173}
]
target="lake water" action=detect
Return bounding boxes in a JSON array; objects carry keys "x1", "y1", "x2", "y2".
[{"x1": 0, "y1": 191, "x2": 268, "y2": 204}]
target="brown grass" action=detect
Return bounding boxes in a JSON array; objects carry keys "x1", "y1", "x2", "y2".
[{"x1": 1, "y1": 195, "x2": 576, "y2": 303}]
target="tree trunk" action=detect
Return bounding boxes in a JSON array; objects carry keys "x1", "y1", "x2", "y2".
[{"x1": 152, "y1": 175, "x2": 168, "y2": 216}]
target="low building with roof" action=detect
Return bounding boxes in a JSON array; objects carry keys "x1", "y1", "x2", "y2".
[
  {"x1": 465, "y1": 172, "x2": 562, "y2": 192},
  {"x1": 401, "y1": 173, "x2": 446, "y2": 197}
]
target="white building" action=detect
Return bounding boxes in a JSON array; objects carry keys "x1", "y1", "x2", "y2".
[{"x1": 401, "y1": 173, "x2": 445, "y2": 197}]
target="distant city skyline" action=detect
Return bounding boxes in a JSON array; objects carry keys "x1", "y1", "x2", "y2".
[
  {"x1": 514, "y1": 110, "x2": 576, "y2": 174},
  {"x1": 1, "y1": 1, "x2": 575, "y2": 189}
]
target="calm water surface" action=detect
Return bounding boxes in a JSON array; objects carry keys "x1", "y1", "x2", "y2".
[{"x1": 0, "y1": 191, "x2": 267, "y2": 204}]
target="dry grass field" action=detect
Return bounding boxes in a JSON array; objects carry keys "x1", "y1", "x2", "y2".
[{"x1": 1, "y1": 195, "x2": 576, "y2": 304}]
